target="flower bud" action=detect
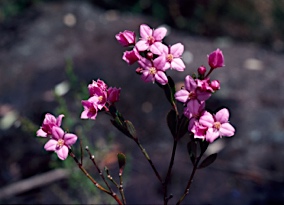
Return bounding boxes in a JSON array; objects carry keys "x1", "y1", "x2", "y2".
[
  {"x1": 210, "y1": 80, "x2": 220, "y2": 91},
  {"x1": 146, "y1": 52, "x2": 153, "y2": 60},
  {"x1": 115, "y1": 30, "x2": 136, "y2": 47},
  {"x1": 107, "y1": 87, "x2": 121, "y2": 104},
  {"x1": 122, "y1": 48, "x2": 140, "y2": 65},
  {"x1": 208, "y1": 48, "x2": 224, "y2": 69},
  {"x1": 197, "y1": 66, "x2": 207, "y2": 75}
]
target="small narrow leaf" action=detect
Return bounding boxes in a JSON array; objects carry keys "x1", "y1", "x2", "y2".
[
  {"x1": 125, "y1": 120, "x2": 137, "y2": 139},
  {"x1": 198, "y1": 153, "x2": 217, "y2": 169},
  {"x1": 117, "y1": 153, "x2": 126, "y2": 175},
  {"x1": 167, "y1": 109, "x2": 177, "y2": 138}
]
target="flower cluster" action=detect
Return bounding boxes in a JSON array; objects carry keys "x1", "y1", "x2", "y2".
[
  {"x1": 116, "y1": 24, "x2": 185, "y2": 85},
  {"x1": 174, "y1": 50, "x2": 234, "y2": 143},
  {"x1": 116, "y1": 24, "x2": 234, "y2": 143},
  {"x1": 36, "y1": 113, "x2": 77, "y2": 160},
  {"x1": 81, "y1": 79, "x2": 121, "y2": 120}
]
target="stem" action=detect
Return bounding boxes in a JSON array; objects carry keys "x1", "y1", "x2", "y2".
[
  {"x1": 119, "y1": 173, "x2": 126, "y2": 205},
  {"x1": 176, "y1": 156, "x2": 202, "y2": 205},
  {"x1": 69, "y1": 151, "x2": 123, "y2": 205},
  {"x1": 163, "y1": 139, "x2": 178, "y2": 205},
  {"x1": 204, "y1": 67, "x2": 214, "y2": 79},
  {"x1": 134, "y1": 139, "x2": 163, "y2": 184}
]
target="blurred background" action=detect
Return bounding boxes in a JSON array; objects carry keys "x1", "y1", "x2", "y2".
[{"x1": 0, "y1": 0, "x2": 284, "y2": 204}]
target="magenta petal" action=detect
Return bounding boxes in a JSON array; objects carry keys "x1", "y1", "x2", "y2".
[
  {"x1": 174, "y1": 90, "x2": 189, "y2": 103},
  {"x1": 136, "y1": 40, "x2": 149, "y2": 52},
  {"x1": 138, "y1": 57, "x2": 151, "y2": 69},
  {"x1": 153, "y1": 55, "x2": 166, "y2": 70},
  {"x1": 64, "y1": 133, "x2": 78, "y2": 146},
  {"x1": 44, "y1": 139, "x2": 58, "y2": 151},
  {"x1": 150, "y1": 42, "x2": 164, "y2": 55},
  {"x1": 219, "y1": 123, "x2": 235, "y2": 137},
  {"x1": 81, "y1": 110, "x2": 89, "y2": 119},
  {"x1": 199, "y1": 111, "x2": 214, "y2": 128},
  {"x1": 171, "y1": 43, "x2": 184, "y2": 57},
  {"x1": 36, "y1": 128, "x2": 47, "y2": 137},
  {"x1": 51, "y1": 126, "x2": 64, "y2": 140},
  {"x1": 184, "y1": 75, "x2": 197, "y2": 91},
  {"x1": 141, "y1": 71, "x2": 154, "y2": 83},
  {"x1": 215, "y1": 108, "x2": 229, "y2": 123},
  {"x1": 56, "y1": 145, "x2": 69, "y2": 160},
  {"x1": 205, "y1": 128, "x2": 220, "y2": 143},
  {"x1": 171, "y1": 58, "x2": 185, "y2": 71},
  {"x1": 56, "y1": 114, "x2": 64, "y2": 126},
  {"x1": 140, "y1": 24, "x2": 152, "y2": 39},
  {"x1": 186, "y1": 100, "x2": 200, "y2": 116},
  {"x1": 196, "y1": 90, "x2": 211, "y2": 101},
  {"x1": 155, "y1": 71, "x2": 168, "y2": 85},
  {"x1": 153, "y1": 27, "x2": 167, "y2": 40}
]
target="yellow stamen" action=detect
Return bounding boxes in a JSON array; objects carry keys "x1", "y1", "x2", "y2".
[
  {"x1": 213, "y1": 122, "x2": 221, "y2": 130},
  {"x1": 149, "y1": 67, "x2": 157, "y2": 75}
]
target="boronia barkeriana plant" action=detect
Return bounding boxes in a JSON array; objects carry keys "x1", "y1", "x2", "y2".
[{"x1": 36, "y1": 23, "x2": 235, "y2": 205}]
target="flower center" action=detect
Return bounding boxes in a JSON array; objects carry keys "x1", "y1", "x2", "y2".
[
  {"x1": 166, "y1": 54, "x2": 173, "y2": 62},
  {"x1": 57, "y1": 139, "x2": 64, "y2": 148},
  {"x1": 213, "y1": 122, "x2": 221, "y2": 130},
  {"x1": 98, "y1": 96, "x2": 103, "y2": 102},
  {"x1": 188, "y1": 91, "x2": 197, "y2": 99},
  {"x1": 147, "y1": 36, "x2": 155, "y2": 45},
  {"x1": 149, "y1": 67, "x2": 157, "y2": 75}
]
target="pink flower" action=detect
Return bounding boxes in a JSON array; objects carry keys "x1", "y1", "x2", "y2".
[
  {"x1": 81, "y1": 96, "x2": 99, "y2": 120},
  {"x1": 196, "y1": 78, "x2": 214, "y2": 92},
  {"x1": 88, "y1": 80, "x2": 107, "y2": 110},
  {"x1": 122, "y1": 48, "x2": 140, "y2": 65},
  {"x1": 199, "y1": 108, "x2": 235, "y2": 143},
  {"x1": 174, "y1": 75, "x2": 211, "y2": 104},
  {"x1": 208, "y1": 48, "x2": 225, "y2": 69},
  {"x1": 138, "y1": 57, "x2": 168, "y2": 85},
  {"x1": 37, "y1": 113, "x2": 64, "y2": 137},
  {"x1": 44, "y1": 126, "x2": 77, "y2": 160},
  {"x1": 135, "y1": 24, "x2": 167, "y2": 55},
  {"x1": 184, "y1": 100, "x2": 205, "y2": 130},
  {"x1": 191, "y1": 121, "x2": 208, "y2": 140},
  {"x1": 107, "y1": 87, "x2": 121, "y2": 104},
  {"x1": 162, "y1": 43, "x2": 185, "y2": 71},
  {"x1": 115, "y1": 30, "x2": 136, "y2": 47}
]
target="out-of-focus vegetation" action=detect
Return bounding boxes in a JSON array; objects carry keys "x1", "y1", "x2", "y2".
[{"x1": 1, "y1": 0, "x2": 284, "y2": 51}]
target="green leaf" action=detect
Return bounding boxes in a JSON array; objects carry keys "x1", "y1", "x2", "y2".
[
  {"x1": 157, "y1": 76, "x2": 176, "y2": 106},
  {"x1": 125, "y1": 120, "x2": 137, "y2": 139},
  {"x1": 200, "y1": 141, "x2": 209, "y2": 154},
  {"x1": 187, "y1": 140, "x2": 197, "y2": 165},
  {"x1": 198, "y1": 153, "x2": 217, "y2": 169},
  {"x1": 167, "y1": 109, "x2": 178, "y2": 138},
  {"x1": 117, "y1": 153, "x2": 126, "y2": 175},
  {"x1": 177, "y1": 115, "x2": 189, "y2": 139}
]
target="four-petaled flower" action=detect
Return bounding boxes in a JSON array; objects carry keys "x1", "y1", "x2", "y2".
[
  {"x1": 81, "y1": 96, "x2": 99, "y2": 120},
  {"x1": 162, "y1": 43, "x2": 185, "y2": 71},
  {"x1": 136, "y1": 24, "x2": 167, "y2": 55},
  {"x1": 44, "y1": 126, "x2": 77, "y2": 160}
]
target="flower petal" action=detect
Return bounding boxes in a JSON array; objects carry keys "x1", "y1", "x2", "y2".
[
  {"x1": 51, "y1": 126, "x2": 64, "y2": 140},
  {"x1": 64, "y1": 133, "x2": 78, "y2": 146},
  {"x1": 184, "y1": 75, "x2": 197, "y2": 91},
  {"x1": 205, "y1": 128, "x2": 220, "y2": 143},
  {"x1": 150, "y1": 42, "x2": 164, "y2": 55},
  {"x1": 36, "y1": 128, "x2": 47, "y2": 137},
  {"x1": 153, "y1": 27, "x2": 167, "y2": 40},
  {"x1": 153, "y1": 55, "x2": 166, "y2": 71},
  {"x1": 141, "y1": 71, "x2": 154, "y2": 83},
  {"x1": 140, "y1": 24, "x2": 152, "y2": 39},
  {"x1": 170, "y1": 43, "x2": 184, "y2": 57},
  {"x1": 56, "y1": 114, "x2": 64, "y2": 126},
  {"x1": 155, "y1": 71, "x2": 168, "y2": 85},
  {"x1": 44, "y1": 139, "x2": 58, "y2": 151},
  {"x1": 175, "y1": 89, "x2": 189, "y2": 103},
  {"x1": 136, "y1": 40, "x2": 149, "y2": 52},
  {"x1": 215, "y1": 108, "x2": 229, "y2": 123},
  {"x1": 219, "y1": 123, "x2": 235, "y2": 137},
  {"x1": 199, "y1": 111, "x2": 214, "y2": 128},
  {"x1": 56, "y1": 145, "x2": 69, "y2": 160},
  {"x1": 171, "y1": 58, "x2": 185, "y2": 71}
]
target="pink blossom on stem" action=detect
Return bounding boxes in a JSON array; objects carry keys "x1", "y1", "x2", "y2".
[
  {"x1": 115, "y1": 30, "x2": 136, "y2": 47},
  {"x1": 184, "y1": 100, "x2": 205, "y2": 130},
  {"x1": 174, "y1": 75, "x2": 211, "y2": 104},
  {"x1": 191, "y1": 121, "x2": 208, "y2": 140},
  {"x1": 81, "y1": 96, "x2": 99, "y2": 120},
  {"x1": 88, "y1": 79, "x2": 108, "y2": 94},
  {"x1": 107, "y1": 87, "x2": 121, "y2": 104},
  {"x1": 208, "y1": 48, "x2": 225, "y2": 69},
  {"x1": 139, "y1": 56, "x2": 168, "y2": 85},
  {"x1": 135, "y1": 24, "x2": 167, "y2": 55},
  {"x1": 199, "y1": 108, "x2": 235, "y2": 143},
  {"x1": 196, "y1": 78, "x2": 214, "y2": 92},
  {"x1": 122, "y1": 48, "x2": 140, "y2": 65},
  {"x1": 44, "y1": 126, "x2": 77, "y2": 160},
  {"x1": 162, "y1": 43, "x2": 185, "y2": 71},
  {"x1": 210, "y1": 80, "x2": 220, "y2": 91},
  {"x1": 36, "y1": 113, "x2": 64, "y2": 137}
]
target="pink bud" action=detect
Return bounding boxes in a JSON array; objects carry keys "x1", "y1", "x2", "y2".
[
  {"x1": 107, "y1": 87, "x2": 121, "y2": 104},
  {"x1": 210, "y1": 80, "x2": 220, "y2": 91},
  {"x1": 115, "y1": 30, "x2": 136, "y2": 47},
  {"x1": 208, "y1": 48, "x2": 225, "y2": 69},
  {"x1": 122, "y1": 48, "x2": 140, "y2": 65},
  {"x1": 197, "y1": 66, "x2": 207, "y2": 75},
  {"x1": 146, "y1": 52, "x2": 153, "y2": 60},
  {"x1": 136, "y1": 67, "x2": 143, "y2": 74}
]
